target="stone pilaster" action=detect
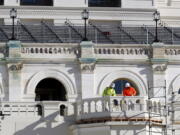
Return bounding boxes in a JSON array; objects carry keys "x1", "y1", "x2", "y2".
[
  {"x1": 7, "y1": 40, "x2": 23, "y2": 101},
  {"x1": 150, "y1": 42, "x2": 168, "y2": 98},
  {"x1": 79, "y1": 41, "x2": 96, "y2": 99}
]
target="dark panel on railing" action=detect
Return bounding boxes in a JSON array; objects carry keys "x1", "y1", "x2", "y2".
[{"x1": 20, "y1": 0, "x2": 53, "y2": 6}]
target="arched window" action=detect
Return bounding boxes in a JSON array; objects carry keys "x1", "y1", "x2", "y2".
[
  {"x1": 0, "y1": 0, "x2": 4, "y2": 5},
  {"x1": 35, "y1": 78, "x2": 67, "y2": 101},
  {"x1": 20, "y1": 0, "x2": 53, "y2": 6},
  {"x1": 112, "y1": 78, "x2": 139, "y2": 95}
]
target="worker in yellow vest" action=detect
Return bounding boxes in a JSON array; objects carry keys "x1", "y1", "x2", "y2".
[
  {"x1": 103, "y1": 83, "x2": 116, "y2": 96},
  {"x1": 103, "y1": 83, "x2": 118, "y2": 107}
]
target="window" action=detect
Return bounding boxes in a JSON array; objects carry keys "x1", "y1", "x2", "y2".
[
  {"x1": 89, "y1": 0, "x2": 121, "y2": 7},
  {"x1": 0, "y1": 0, "x2": 4, "y2": 5},
  {"x1": 20, "y1": 0, "x2": 53, "y2": 6},
  {"x1": 113, "y1": 79, "x2": 138, "y2": 95}
]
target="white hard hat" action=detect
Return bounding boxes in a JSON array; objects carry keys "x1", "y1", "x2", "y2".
[
  {"x1": 125, "y1": 83, "x2": 130, "y2": 88},
  {"x1": 110, "y1": 83, "x2": 115, "y2": 88}
]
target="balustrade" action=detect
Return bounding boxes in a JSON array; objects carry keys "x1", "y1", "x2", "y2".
[
  {"x1": 0, "y1": 101, "x2": 74, "y2": 117},
  {"x1": 21, "y1": 46, "x2": 79, "y2": 55},
  {"x1": 165, "y1": 48, "x2": 180, "y2": 55},
  {"x1": 94, "y1": 45, "x2": 150, "y2": 57},
  {"x1": 76, "y1": 96, "x2": 161, "y2": 120}
]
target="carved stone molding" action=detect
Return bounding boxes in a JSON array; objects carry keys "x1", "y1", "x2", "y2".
[
  {"x1": 9, "y1": 63, "x2": 23, "y2": 71},
  {"x1": 153, "y1": 64, "x2": 167, "y2": 72},
  {"x1": 80, "y1": 63, "x2": 96, "y2": 73},
  {"x1": 79, "y1": 58, "x2": 96, "y2": 73}
]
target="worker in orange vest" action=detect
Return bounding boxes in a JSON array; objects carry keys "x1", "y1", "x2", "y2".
[{"x1": 123, "y1": 83, "x2": 137, "y2": 96}]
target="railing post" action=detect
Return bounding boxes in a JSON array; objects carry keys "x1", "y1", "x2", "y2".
[
  {"x1": 69, "y1": 26, "x2": 72, "y2": 43},
  {"x1": 109, "y1": 97, "x2": 112, "y2": 112},
  {"x1": 95, "y1": 29, "x2": 97, "y2": 44},
  {"x1": 147, "y1": 28, "x2": 149, "y2": 44},
  {"x1": 171, "y1": 27, "x2": 174, "y2": 44}
]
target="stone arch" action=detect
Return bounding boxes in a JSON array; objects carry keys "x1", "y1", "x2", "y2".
[
  {"x1": 97, "y1": 70, "x2": 147, "y2": 96},
  {"x1": 168, "y1": 74, "x2": 180, "y2": 95},
  {"x1": 24, "y1": 70, "x2": 76, "y2": 101}
]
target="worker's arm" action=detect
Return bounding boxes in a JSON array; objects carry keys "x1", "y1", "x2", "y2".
[
  {"x1": 112, "y1": 89, "x2": 116, "y2": 96},
  {"x1": 102, "y1": 87, "x2": 107, "y2": 96},
  {"x1": 132, "y1": 87, "x2": 137, "y2": 96}
]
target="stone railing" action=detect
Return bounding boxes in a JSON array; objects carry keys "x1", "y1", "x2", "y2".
[
  {"x1": 94, "y1": 44, "x2": 150, "y2": 60},
  {"x1": 75, "y1": 96, "x2": 162, "y2": 121},
  {"x1": 0, "y1": 101, "x2": 74, "y2": 117},
  {"x1": 21, "y1": 43, "x2": 79, "y2": 59},
  {"x1": 164, "y1": 45, "x2": 180, "y2": 60},
  {"x1": 165, "y1": 46, "x2": 180, "y2": 55}
]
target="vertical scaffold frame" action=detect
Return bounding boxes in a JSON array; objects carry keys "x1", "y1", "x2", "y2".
[{"x1": 147, "y1": 80, "x2": 167, "y2": 135}]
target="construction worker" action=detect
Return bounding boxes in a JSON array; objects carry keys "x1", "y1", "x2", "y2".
[
  {"x1": 123, "y1": 82, "x2": 137, "y2": 96},
  {"x1": 103, "y1": 83, "x2": 117, "y2": 96},
  {"x1": 103, "y1": 83, "x2": 118, "y2": 107}
]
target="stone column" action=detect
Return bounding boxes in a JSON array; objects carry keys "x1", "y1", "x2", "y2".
[
  {"x1": 7, "y1": 40, "x2": 23, "y2": 101},
  {"x1": 150, "y1": 42, "x2": 168, "y2": 98},
  {"x1": 79, "y1": 41, "x2": 96, "y2": 99}
]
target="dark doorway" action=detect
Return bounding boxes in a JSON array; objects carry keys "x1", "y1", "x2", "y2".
[
  {"x1": 20, "y1": 0, "x2": 53, "y2": 6},
  {"x1": 35, "y1": 78, "x2": 67, "y2": 101},
  {"x1": 0, "y1": 0, "x2": 4, "y2": 5}
]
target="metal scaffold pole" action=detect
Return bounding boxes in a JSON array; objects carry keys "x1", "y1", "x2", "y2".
[
  {"x1": 147, "y1": 80, "x2": 168, "y2": 135},
  {"x1": 148, "y1": 82, "x2": 152, "y2": 135},
  {"x1": 164, "y1": 80, "x2": 167, "y2": 135},
  {"x1": 171, "y1": 86, "x2": 175, "y2": 135}
]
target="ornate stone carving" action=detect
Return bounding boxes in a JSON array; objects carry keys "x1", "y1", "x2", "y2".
[
  {"x1": 153, "y1": 64, "x2": 167, "y2": 72},
  {"x1": 9, "y1": 63, "x2": 23, "y2": 71},
  {"x1": 81, "y1": 63, "x2": 95, "y2": 73}
]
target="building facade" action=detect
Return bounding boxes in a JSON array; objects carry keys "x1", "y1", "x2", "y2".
[
  {"x1": 0, "y1": 40, "x2": 179, "y2": 135},
  {"x1": 0, "y1": 0, "x2": 180, "y2": 135}
]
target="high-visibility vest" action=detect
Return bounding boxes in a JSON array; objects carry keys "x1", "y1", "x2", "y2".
[
  {"x1": 103, "y1": 87, "x2": 116, "y2": 96},
  {"x1": 123, "y1": 87, "x2": 136, "y2": 96}
]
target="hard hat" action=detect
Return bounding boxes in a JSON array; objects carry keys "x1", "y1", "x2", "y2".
[
  {"x1": 110, "y1": 83, "x2": 115, "y2": 88},
  {"x1": 125, "y1": 82, "x2": 130, "y2": 88}
]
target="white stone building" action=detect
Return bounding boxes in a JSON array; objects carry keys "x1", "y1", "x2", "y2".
[
  {"x1": 0, "y1": 0, "x2": 180, "y2": 135},
  {"x1": 0, "y1": 0, "x2": 179, "y2": 26}
]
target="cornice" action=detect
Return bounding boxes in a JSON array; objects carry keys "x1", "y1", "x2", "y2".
[{"x1": 0, "y1": 6, "x2": 156, "y2": 12}]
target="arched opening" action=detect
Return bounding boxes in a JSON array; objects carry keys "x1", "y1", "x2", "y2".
[
  {"x1": 35, "y1": 78, "x2": 67, "y2": 101},
  {"x1": 113, "y1": 78, "x2": 139, "y2": 95}
]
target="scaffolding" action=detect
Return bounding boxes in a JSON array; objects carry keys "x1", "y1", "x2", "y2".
[
  {"x1": 168, "y1": 86, "x2": 180, "y2": 135},
  {"x1": 147, "y1": 80, "x2": 168, "y2": 135}
]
